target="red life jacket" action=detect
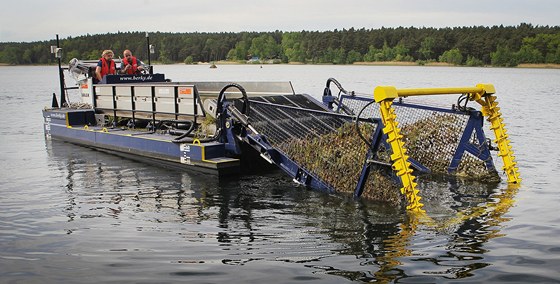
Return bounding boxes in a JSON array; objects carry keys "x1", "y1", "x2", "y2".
[
  {"x1": 100, "y1": 57, "x2": 116, "y2": 77},
  {"x1": 122, "y1": 56, "x2": 139, "y2": 75}
]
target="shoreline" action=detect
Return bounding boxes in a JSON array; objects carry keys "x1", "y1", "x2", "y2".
[
  {"x1": 2, "y1": 61, "x2": 559, "y2": 69},
  {"x1": 206, "y1": 61, "x2": 560, "y2": 69}
]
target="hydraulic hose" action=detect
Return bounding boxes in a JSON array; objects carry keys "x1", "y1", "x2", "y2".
[
  {"x1": 456, "y1": 93, "x2": 470, "y2": 111},
  {"x1": 171, "y1": 121, "x2": 197, "y2": 143},
  {"x1": 155, "y1": 119, "x2": 194, "y2": 130},
  {"x1": 355, "y1": 100, "x2": 377, "y2": 150},
  {"x1": 323, "y1": 78, "x2": 355, "y2": 115},
  {"x1": 216, "y1": 83, "x2": 249, "y2": 116},
  {"x1": 324, "y1": 77, "x2": 354, "y2": 98}
]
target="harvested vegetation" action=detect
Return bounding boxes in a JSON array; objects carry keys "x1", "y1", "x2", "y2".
[
  {"x1": 400, "y1": 113, "x2": 500, "y2": 182},
  {"x1": 277, "y1": 114, "x2": 500, "y2": 205},
  {"x1": 278, "y1": 122, "x2": 402, "y2": 205}
]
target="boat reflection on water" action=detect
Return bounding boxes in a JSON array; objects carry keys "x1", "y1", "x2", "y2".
[
  {"x1": 45, "y1": 139, "x2": 220, "y2": 225},
  {"x1": 45, "y1": 139, "x2": 518, "y2": 282}
]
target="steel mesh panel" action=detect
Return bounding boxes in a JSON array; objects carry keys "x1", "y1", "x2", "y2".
[
  {"x1": 339, "y1": 97, "x2": 474, "y2": 175},
  {"x1": 457, "y1": 152, "x2": 496, "y2": 179},
  {"x1": 455, "y1": 131, "x2": 500, "y2": 182},
  {"x1": 250, "y1": 101, "x2": 401, "y2": 203},
  {"x1": 338, "y1": 96, "x2": 381, "y2": 117},
  {"x1": 251, "y1": 94, "x2": 327, "y2": 111},
  {"x1": 396, "y1": 107, "x2": 468, "y2": 174},
  {"x1": 250, "y1": 102, "x2": 348, "y2": 145}
]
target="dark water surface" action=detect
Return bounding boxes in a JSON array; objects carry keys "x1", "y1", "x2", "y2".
[{"x1": 1, "y1": 65, "x2": 559, "y2": 283}]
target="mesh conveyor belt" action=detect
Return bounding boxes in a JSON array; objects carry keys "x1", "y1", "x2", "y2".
[
  {"x1": 247, "y1": 99, "x2": 398, "y2": 202},
  {"x1": 250, "y1": 94, "x2": 328, "y2": 111},
  {"x1": 249, "y1": 101, "x2": 358, "y2": 147}
]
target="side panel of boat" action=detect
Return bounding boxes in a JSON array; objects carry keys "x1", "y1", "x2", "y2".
[{"x1": 42, "y1": 109, "x2": 240, "y2": 175}]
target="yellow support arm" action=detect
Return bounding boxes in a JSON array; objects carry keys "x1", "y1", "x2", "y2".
[
  {"x1": 374, "y1": 86, "x2": 424, "y2": 212},
  {"x1": 471, "y1": 84, "x2": 521, "y2": 184},
  {"x1": 396, "y1": 86, "x2": 484, "y2": 97}
]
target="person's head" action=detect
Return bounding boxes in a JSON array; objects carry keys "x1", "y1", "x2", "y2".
[
  {"x1": 123, "y1": 49, "x2": 133, "y2": 59},
  {"x1": 102, "y1": 50, "x2": 114, "y2": 60}
]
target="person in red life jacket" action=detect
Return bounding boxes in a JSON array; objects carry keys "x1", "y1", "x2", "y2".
[
  {"x1": 120, "y1": 49, "x2": 145, "y2": 75},
  {"x1": 95, "y1": 50, "x2": 116, "y2": 83}
]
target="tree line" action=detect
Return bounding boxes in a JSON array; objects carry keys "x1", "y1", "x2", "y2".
[{"x1": 1, "y1": 23, "x2": 559, "y2": 67}]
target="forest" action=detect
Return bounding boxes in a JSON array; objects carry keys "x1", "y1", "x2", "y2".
[{"x1": 1, "y1": 23, "x2": 559, "y2": 67}]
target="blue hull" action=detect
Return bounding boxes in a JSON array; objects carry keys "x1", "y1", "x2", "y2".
[{"x1": 43, "y1": 108, "x2": 240, "y2": 176}]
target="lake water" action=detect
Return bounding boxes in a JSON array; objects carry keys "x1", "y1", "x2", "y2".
[{"x1": 1, "y1": 64, "x2": 559, "y2": 283}]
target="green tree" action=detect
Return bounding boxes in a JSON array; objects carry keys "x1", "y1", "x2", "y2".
[
  {"x1": 65, "y1": 50, "x2": 81, "y2": 61},
  {"x1": 527, "y1": 34, "x2": 560, "y2": 63},
  {"x1": 184, "y1": 55, "x2": 194, "y2": 64},
  {"x1": 249, "y1": 35, "x2": 281, "y2": 60},
  {"x1": 516, "y1": 45, "x2": 543, "y2": 63},
  {"x1": 1, "y1": 46, "x2": 20, "y2": 64},
  {"x1": 327, "y1": 47, "x2": 346, "y2": 64},
  {"x1": 22, "y1": 49, "x2": 34, "y2": 64},
  {"x1": 282, "y1": 32, "x2": 306, "y2": 63},
  {"x1": 363, "y1": 45, "x2": 381, "y2": 62},
  {"x1": 364, "y1": 41, "x2": 395, "y2": 61},
  {"x1": 394, "y1": 43, "x2": 412, "y2": 61},
  {"x1": 521, "y1": 33, "x2": 560, "y2": 61},
  {"x1": 465, "y1": 55, "x2": 484, "y2": 66},
  {"x1": 491, "y1": 45, "x2": 518, "y2": 67},
  {"x1": 227, "y1": 40, "x2": 249, "y2": 61},
  {"x1": 159, "y1": 37, "x2": 174, "y2": 64},
  {"x1": 548, "y1": 45, "x2": 560, "y2": 64},
  {"x1": 346, "y1": 50, "x2": 362, "y2": 64},
  {"x1": 419, "y1": 36, "x2": 436, "y2": 60},
  {"x1": 380, "y1": 41, "x2": 395, "y2": 61},
  {"x1": 203, "y1": 38, "x2": 221, "y2": 62},
  {"x1": 439, "y1": 48, "x2": 463, "y2": 65},
  {"x1": 84, "y1": 49, "x2": 101, "y2": 60}
]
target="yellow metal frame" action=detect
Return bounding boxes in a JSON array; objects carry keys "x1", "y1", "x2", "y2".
[
  {"x1": 470, "y1": 84, "x2": 521, "y2": 184},
  {"x1": 374, "y1": 86, "x2": 423, "y2": 212},
  {"x1": 374, "y1": 84, "x2": 521, "y2": 211}
]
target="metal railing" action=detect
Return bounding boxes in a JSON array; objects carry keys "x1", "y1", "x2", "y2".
[{"x1": 92, "y1": 83, "x2": 206, "y2": 128}]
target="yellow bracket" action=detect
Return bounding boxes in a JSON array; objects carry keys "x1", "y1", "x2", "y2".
[
  {"x1": 191, "y1": 139, "x2": 206, "y2": 161},
  {"x1": 374, "y1": 86, "x2": 424, "y2": 212},
  {"x1": 471, "y1": 84, "x2": 521, "y2": 184}
]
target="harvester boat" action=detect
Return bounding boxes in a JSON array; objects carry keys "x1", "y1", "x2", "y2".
[{"x1": 43, "y1": 38, "x2": 521, "y2": 212}]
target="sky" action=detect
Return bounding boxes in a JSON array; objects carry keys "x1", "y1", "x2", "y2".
[{"x1": 1, "y1": 0, "x2": 559, "y2": 42}]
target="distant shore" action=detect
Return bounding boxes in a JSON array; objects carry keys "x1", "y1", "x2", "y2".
[
  {"x1": 2, "y1": 61, "x2": 559, "y2": 69},
  {"x1": 516, "y1": 63, "x2": 560, "y2": 68},
  {"x1": 206, "y1": 61, "x2": 560, "y2": 69}
]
